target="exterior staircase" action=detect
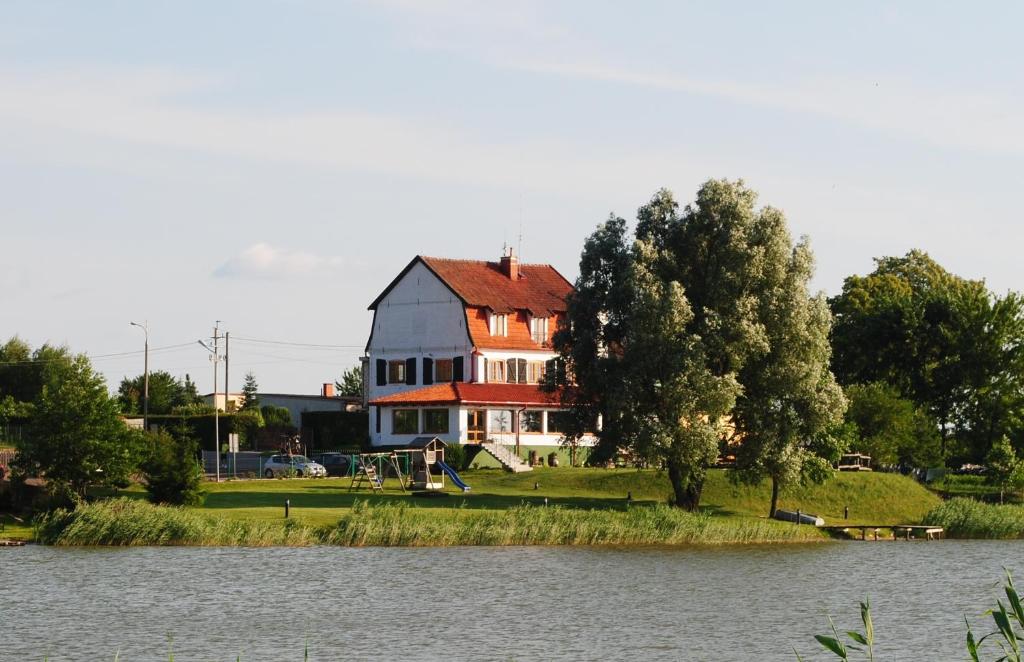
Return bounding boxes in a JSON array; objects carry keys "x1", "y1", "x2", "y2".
[{"x1": 479, "y1": 442, "x2": 532, "y2": 473}]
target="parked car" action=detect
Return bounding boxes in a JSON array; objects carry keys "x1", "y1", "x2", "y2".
[
  {"x1": 313, "y1": 452, "x2": 353, "y2": 477},
  {"x1": 262, "y1": 455, "x2": 326, "y2": 478}
]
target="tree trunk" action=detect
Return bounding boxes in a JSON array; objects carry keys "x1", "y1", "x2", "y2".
[
  {"x1": 768, "y1": 476, "x2": 780, "y2": 519},
  {"x1": 667, "y1": 458, "x2": 704, "y2": 511}
]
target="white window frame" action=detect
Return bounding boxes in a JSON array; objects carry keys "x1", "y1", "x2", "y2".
[
  {"x1": 530, "y1": 316, "x2": 549, "y2": 344},
  {"x1": 489, "y1": 312, "x2": 508, "y2": 337}
]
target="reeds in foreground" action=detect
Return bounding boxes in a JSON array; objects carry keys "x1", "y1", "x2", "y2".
[
  {"x1": 34, "y1": 498, "x2": 824, "y2": 547},
  {"x1": 924, "y1": 498, "x2": 1024, "y2": 539}
]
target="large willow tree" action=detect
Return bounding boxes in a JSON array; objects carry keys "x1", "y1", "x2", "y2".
[{"x1": 554, "y1": 180, "x2": 843, "y2": 512}]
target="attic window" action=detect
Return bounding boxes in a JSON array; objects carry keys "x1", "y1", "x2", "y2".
[
  {"x1": 489, "y1": 313, "x2": 508, "y2": 337},
  {"x1": 530, "y1": 316, "x2": 549, "y2": 344}
]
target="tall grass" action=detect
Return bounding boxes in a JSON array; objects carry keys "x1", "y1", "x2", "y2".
[
  {"x1": 35, "y1": 499, "x2": 322, "y2": 546},
  {"x1": 924, "y1": 497, "x2": 1024, "y2": 539},
  {"x1": 34, "y1": 498, "x2": 824, "y2": 547},
  {"x1": 327, "y1": 501, "x2": 823, "y2": 546}
]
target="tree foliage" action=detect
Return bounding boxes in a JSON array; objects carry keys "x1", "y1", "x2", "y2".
[
  {"x1": 844, "y1": 382, "x2": 942, "y2": 468},
  {"x1": 140, "y1": 425, "x2": 203, "y2": 505},
  {"x1": 336, "y1": 365, "x2": 363, "y2": 397},
  {"x1": 240, "y1": 371, "x2": 260, "y2": 411},
  {"x1": 556, "y1": 180, "x2": 842, "y2": 512},
  {"x1": 830, "y1": 250, "x2": 1024, "y2": 463},
  {"x1": 14, "y1": 353, "x2": 145, "y2": 500},
  {"x1": 116, "y1": 370, "x2": 200, "y2": 416}
]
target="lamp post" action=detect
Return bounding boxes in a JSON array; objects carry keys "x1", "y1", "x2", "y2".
[
  {"x1": 129, "y1": 321, "x2": 149, "y2": 430},
  {"x1": 199, "y1": 321, "x2": 223, "y2": 483}
]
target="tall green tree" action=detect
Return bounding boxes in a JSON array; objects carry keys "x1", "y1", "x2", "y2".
[
  {"x1": 830, "y1": 251, "x2": 1024, "y2": 462},
  {"x1": 557, "y1": 180, "x2": 829, "y2": 511},
  {"x1": 116, "y1": 370, "x2": 194, "y2": 416},
  {"x1": 240, "y1": 371, "x2": 260, "y2": 411},
  {"x1": 336, "y1": 365, "x2": 363, "y2": 397},
  {"x1": 15, "y1": 353, "x2": 145, "y2": 500},
  {"x1": 730, "y1": 216, "x2": 846, "y2": 517}
]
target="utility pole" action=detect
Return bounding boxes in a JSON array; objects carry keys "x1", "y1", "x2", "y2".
[
  {"x1": 198, "y1": 322, "x2": 223, "y2": 483},
  {"x1": 130, "y1": 321, "x2": 149, "y2": 430}
]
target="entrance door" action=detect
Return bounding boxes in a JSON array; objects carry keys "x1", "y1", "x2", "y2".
[{"x1": 467, "y1": 409, "x2": 486, "y2": 443}]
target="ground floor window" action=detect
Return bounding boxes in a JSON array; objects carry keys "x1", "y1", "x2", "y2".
[
  {"x1": 423, "y1": 408, "x2": 449, "y2": 434},
  {"x1": 489, "y1": 409, "x2": 513, "y2": 433},
  {"x1": 393, "y1": 409, "x2": 418, "y2": 434},
  {"x1": 546, "y1": 410, "x2": 572, "y2": 434},
  {"x1": 519, "y1": 410, "x2": 543, "y2": 433},
  {"x1": 467, "y1": 409, "x2": 486, "y2": 442}
]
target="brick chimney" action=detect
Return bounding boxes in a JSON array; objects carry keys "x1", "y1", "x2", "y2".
[
  {"x1": 499, "y1": 248, "x2": 519, "y2": 280},
  {"x1": 322, "y1": 382, "x2": 335, "y2": 398}
]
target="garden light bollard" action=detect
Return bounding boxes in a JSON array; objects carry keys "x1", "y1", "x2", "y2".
[
  {"x1": 796, "y1": 509, "x2": 801, "y2": 525},
  {"x1": 285, "y1": 499, "x2": 290, "y2": 519},
  {"x1": 845, "y1": 506, "x2": 849, "y2": 520}
]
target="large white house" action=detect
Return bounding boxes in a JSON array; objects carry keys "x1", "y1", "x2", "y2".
[{"x1": 364, "y1": 250, "x2": 595, "y2": 463}]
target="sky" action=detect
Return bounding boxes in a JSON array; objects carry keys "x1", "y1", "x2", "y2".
[{"x1": 3, "y1": 1, "x2": 1023, "y2": 395}]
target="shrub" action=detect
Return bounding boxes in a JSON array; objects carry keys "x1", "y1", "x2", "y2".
[
  {"x1": 140, "y1": 426, "x2": 203, "y2": 506},
  {"x1": 924, "y1": 497, "x2": 1024, "y2": 539}
]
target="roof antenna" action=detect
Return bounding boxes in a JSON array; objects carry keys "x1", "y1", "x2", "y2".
[{"x1": 518, "y1": 192, "x2": 524, "y2": 262}]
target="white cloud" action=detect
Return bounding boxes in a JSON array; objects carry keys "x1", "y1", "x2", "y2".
[{"x1": 214, "y1": 242, "x2": 344, "y2": 279}]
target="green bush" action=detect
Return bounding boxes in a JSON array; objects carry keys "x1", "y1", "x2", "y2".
[
  {"x1": 140, "y1": 426, "x2": 203, "y2": 506},
  {"x1": 444, "y1": 444, "x2": 468, "y2": 471}
]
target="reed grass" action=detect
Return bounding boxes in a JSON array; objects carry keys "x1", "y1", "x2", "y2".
[
  {"x1": 34, "y1": 497, "x2": 824, "y2": 547},
  {"x1": 923, "y1": 497, "x2": 1024, "y2": 539},
  {"x1": 35, "y1": 499, "x2": 322, "y2": 546}
]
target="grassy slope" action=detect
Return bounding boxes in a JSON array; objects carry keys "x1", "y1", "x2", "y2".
[
  {"x1": 9, "y1": 468, "x2": 941, "y2": 544},
  {"x1": 197, "y1": 467, "x2": 939, "y2": 529}
]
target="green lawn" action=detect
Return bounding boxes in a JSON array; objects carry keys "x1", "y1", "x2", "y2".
[
  {"x1": 3, "y1": 467, "x2": 942, "y2": 543},
  {"x1": 195, "y1": 467, "x2": 940, "y2": 529}
]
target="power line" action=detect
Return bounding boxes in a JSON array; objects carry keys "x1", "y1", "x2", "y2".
[
  {"x1": 230, "y1": 335, "x2": 364, "y2": 349},
  {"x1": 0, "y1": 342, "x2": 196, "y2": 366}
]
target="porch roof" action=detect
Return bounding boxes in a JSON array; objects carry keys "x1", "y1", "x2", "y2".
[{"x1": 368, "y1": 383, "x2": 561, "y2": 407}]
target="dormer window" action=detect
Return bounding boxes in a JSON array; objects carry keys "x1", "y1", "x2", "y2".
[
  {"x1": 489, "y1": 312, "x2": 508, "y2": 336},
  {"x1": 530, "y1": 316, "x2": 549, "y2": 344}
]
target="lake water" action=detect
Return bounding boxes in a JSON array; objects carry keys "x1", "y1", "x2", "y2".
[{"x1": 1, "y1": 541, "x2": 1019, "y2": 661}]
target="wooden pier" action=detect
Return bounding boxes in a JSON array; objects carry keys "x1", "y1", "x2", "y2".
[{"x1": 819, "y1": 524, "x2": 944, "y2": 541}]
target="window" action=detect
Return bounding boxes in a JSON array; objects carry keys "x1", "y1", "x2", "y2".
[
  {"x1": 519, "y1": 410, "x2": 543, "y2": 433},
  {"x1": 388, "y1": 360, "x2": 406, "y2": 384},
  {"x1": 489, "y1": 313, "x2": 508, "y2": 336},
  {"x1": 546, "y1": 411, "x2": 572, "y2": 434},
  {"x1": 435, "y1": 358, "x2": 453, "y2": 382},
  {"x1": 423, "y1": 409, "x2": 449, "y2": 434},
  {"x1": 489, "y1": 359, "x2": 506, "y2": 383},
  {"x1": 528, "y1": 361, "x2": 546, "y2": 384},
  {"x1": 505, "y1": 358, "x2": 527, "y2": 384},
  {"x1": 489, "y1": 409, "x2": 513, "y2": 433},
  {"x1": 530, "y1": 316, "x2": 549, "y2": 344},
  {"x1": 393, "y1": 409, "x2": 418, "y2": 434}
]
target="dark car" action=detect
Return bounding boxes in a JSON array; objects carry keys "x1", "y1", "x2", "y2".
[{"x1": 313, "y1": 452, "x2": 353, "y2": 477}]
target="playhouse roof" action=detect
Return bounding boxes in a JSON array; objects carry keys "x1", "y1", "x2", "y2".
[{"x1": 368, "y1": 382, "x2": 561, "y2": 407}]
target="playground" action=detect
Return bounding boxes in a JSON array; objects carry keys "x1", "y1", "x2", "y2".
[{"x1": 348, "y1": 436, "x2": 470, "y2": 494}]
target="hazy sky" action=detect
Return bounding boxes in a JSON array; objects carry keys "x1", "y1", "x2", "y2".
[{"x1": 3, "y1": 1, "x2": 1023, "y2": 395}]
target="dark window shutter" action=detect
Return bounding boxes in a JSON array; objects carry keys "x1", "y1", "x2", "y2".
[
  {"x1": 517, "y1": 358, "x2": 527, "y2": 384},
  {"x1": 453, "y1": 356, "x2": 464, "y2": 383},
  {"x1": 375, "y1": 407, "x2": 381, "y2": 433},
  {"x1": 406, "y1": 357, "x2": 417, "y2": 385},
  {"x1": 423, "y1": 358, "x2": 434, "y2": 385},
  {"x1": 376, "y1": 359, "x2": 387, "y2": 386}
]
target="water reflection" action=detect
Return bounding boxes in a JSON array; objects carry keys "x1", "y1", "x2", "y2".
[{"x1": 1, "y1": 542, "x2": 1018, "y2": 661}]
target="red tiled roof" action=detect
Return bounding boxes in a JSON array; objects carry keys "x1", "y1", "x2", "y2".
[
  {"x1": 369, "y1": 383, "x2": 561, "y2": 407},
  {"x1": 368, "y1": 256, "x2": 573, "y2": 316}
]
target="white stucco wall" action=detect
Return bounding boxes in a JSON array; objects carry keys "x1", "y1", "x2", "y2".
[{"x1": 366, "y1": 261, "x2": 474, "y2": 402}]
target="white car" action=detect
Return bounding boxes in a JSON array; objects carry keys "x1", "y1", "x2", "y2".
[{"x1": 262, "y1": 454, "x2": 327, "y2": 478}]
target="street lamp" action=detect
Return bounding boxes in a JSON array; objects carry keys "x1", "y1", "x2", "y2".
[{"x1": 129, "y1": 321, "x2": 149, "y2": 430}]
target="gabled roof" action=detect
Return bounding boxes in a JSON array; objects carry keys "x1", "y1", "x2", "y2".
[
  {"x1": 369, "y1": 383, "x2": 561, "y2": 407},
  {"x1": 368, "y1": 255, "x2": 573, "y2": 316}
]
